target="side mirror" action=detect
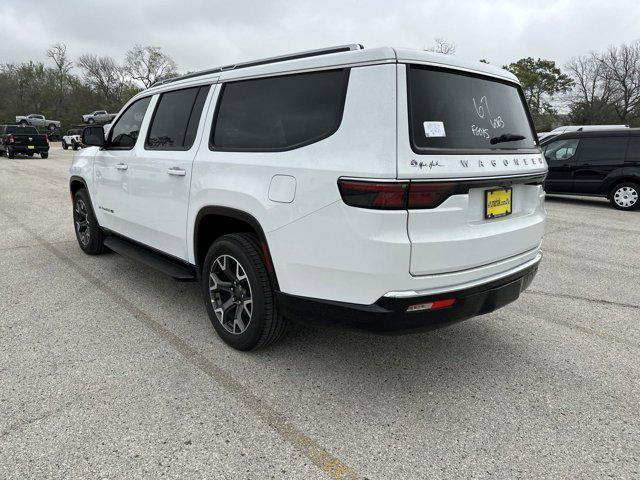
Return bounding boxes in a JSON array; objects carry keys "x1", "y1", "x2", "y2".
[{"x1": 82, "y1": 126, "x2": 105, "y2": 147}]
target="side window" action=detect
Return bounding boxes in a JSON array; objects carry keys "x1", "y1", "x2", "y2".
[
  {"x1": 211, "y1": 69, "x2": 349, "y2": 151},
  {"x1": 544, "y1": 139, "x2": 579, "y2": 162},
  {"x1": 108, "y1": 96, "x2": 151, "y2": 149},
  {"x1": 146, "y1": 85, "x2": 210, "y2": 150},
  {"x1": 625, "y1": 137, "x2": 640, "y2": 163},
  {"x1": 579, "y1": 137, "x2": 628, "y2": 165}
]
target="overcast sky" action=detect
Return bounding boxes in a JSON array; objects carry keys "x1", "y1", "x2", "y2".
[{"x1": 1, "y1": 0, "x2": 639, "y2": 73}]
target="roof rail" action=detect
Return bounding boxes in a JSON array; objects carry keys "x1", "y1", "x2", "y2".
[{"x1": 152, "y1": 44, "x2": 364, "y2": 87}]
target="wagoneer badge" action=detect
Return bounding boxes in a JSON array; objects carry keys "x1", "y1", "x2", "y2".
[{"x1": 460, "y1": 158, "x2": 544, "y2": 168}]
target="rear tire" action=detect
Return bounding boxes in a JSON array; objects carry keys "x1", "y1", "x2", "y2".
[
  {"x1": 88, "y1": 118, "x2": 95, "y2": 124},
  {"x1": 62, "y1": 140, "x2": 68, "y2": 150},
  {"x1": 18, "y1": 120, "x2": 28, "y2": 126},
  {"x1": 7, "y1": 148, "x2": 15, "y2": 159},
  {"x1": 73, "y1": 189, "x2": 105, "y2": 255},
  {"x1": 72, "y1": 141, "x2": 79, "y2": 151},
  {"x1": 40, "y1": 152, "x2": 48, "y2": 159},
  {"x1": 609, "y1": 182, "x2": 639, "y2": 211},
  {"x1": 201, "y1": 233, "x2": 287, "y2": 351}
]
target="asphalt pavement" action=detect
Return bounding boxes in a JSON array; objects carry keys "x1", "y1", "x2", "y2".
[{"x1": 1, "y1": 145, "x2": 638, "y2": 479}]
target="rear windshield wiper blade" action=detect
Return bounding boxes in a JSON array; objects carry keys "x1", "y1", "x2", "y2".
[{"x1": 490, "y1": 133, "x2": 526, "y2": 145}]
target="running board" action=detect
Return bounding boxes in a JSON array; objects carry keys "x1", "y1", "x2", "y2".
[{"x1": 103, "y1": 236, "x2": 197, "y2": 282}]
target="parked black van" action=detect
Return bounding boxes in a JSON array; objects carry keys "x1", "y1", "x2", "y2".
[{"x1": 541, "y1": 129, "x2": 640, "y2": 210}]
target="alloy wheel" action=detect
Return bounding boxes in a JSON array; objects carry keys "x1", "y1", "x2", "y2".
[
  {"x1": 614, "y1": 186, "x2": 638, "y2": 208},
  {"x1": 209, "y1": 254, "x2": 253, "y2": 334},
  {"x1": 74, "y1": 198, "x2": 90, "y2": 246}
]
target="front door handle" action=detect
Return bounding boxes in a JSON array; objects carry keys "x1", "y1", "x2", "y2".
[
  {"x1": 167, "y1": 167, "x2": 186, "y2": 176},
  {"x1": 115, "y1": 163, "x2": 128, "y2": 171}
]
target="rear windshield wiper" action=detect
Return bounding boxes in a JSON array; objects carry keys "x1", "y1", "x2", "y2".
[{"x1": 490, "y1": 133, "x2": 526, "y2": 145}]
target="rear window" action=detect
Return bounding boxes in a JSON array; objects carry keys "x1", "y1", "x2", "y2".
[
  {"x1": 6, "y1": 126, "x2": 38, "y2": 135},
  {"x1": 146, "y1": 85, "x2": 210, "y2": 150},
  {"x1": 211, "y1": 69, "x2": 349, "y2": 151},
  {"x1": 407, "y1": 65, "x2": 537, "y2": 152}
]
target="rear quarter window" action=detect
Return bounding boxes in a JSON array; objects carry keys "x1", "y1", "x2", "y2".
[
  {"x1": 211, "y1": 69, "x2": 349, "y2": 151},
  {"x1": 407, "y1": 65, "x2": 537, "y2": 153},
  {"x1": 579, "y1": 137, "x2": 628, "y2": 165},
  {"x1": 626, "y1": 137, "x2": 640, "y2": 163}
]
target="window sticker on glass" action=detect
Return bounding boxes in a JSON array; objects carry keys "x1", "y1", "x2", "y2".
[{"x1": 423, "y1": 121, "x2": 446, "y2": 138}]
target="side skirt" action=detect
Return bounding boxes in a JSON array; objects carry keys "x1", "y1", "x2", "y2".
[{"x1": 103, "y1": 235, "x2": 197, "y2": 282}]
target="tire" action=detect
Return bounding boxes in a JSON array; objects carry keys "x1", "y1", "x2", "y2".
[
  {"x1": 88, "y1": 118, "x2": 95, "y2": 124},
  {"x1": 72, "y1": 189, "x2": 105, "y2": 255},
  {"x1": 609, "y1": 182, "x2": 639, "y2": 211},
  {"x1": 62, "y1": 140, "x2": 68, "y2": 150},
  {"x1": 72, "y1": 141, "x2": 79, "y2": 151},
  {"x1": 201, "y1": 233, "x2": 287, "y2": 351},
  {"x1": 48, "y1": 124, "x2": 56, "y2": 131},
  {"x1": 27, "y1": 152, "x2": 34, "y2": 157},
  {"x1": 18, "y1": 120, "x2": 28, "y2": 126},
  {"x1": 40, "y1": 152, "x2": 48, "y2": 159},
  {"x1": 7, "y1": 148, "x2": 15, "y2": 159}
]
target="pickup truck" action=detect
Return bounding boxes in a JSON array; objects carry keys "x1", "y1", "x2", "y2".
[
  {"x1": 82, "y1": 110, "x2": 117, "y2": 124},
  {"x1": 15, "y1": 114, "x2": 60, "y2": 131},
  {"x1": 0, "y1": 125, "x2": 49, "y2": 158}
]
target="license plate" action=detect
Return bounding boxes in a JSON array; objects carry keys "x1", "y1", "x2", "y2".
[
  {"x1": 485, "y1": 188, "x2": 512, "y2": 219},
  {"x1": 27, "y1": 145, "x2": 35, "y2": 149}
]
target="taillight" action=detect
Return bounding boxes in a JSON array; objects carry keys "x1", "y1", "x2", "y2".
[
  {"x1": 337, "y1": 180, "x2": 407, "y2": 210},
  {"x1": 338, "y1": 180, "x2": 458, "y2": 210},
  {"x1": 407, "y1": 182, "x2": 456, "y2": 209},
  {"x1": 7, "y1": 134, "x2": 14, "y2": 143}
]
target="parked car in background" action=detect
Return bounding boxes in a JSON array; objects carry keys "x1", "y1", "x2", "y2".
[
  {"x1": 0, "y1": 124, "x2": 49, "y2": 158},
  {"x1": 15, "y1": 114, "x2": 60, "y2": 131},
  {"x1": 82, "y1": 110, "x2": 117, "y2": 124},
  {"x1": 62, "y1": 128, "x2": 83, "y2": 150},
  {"x1": 542, "y1": 129, "x2": 640, "y2": 210},
  {"x1": 542, "y1": 124, "x2": 629, "y2": 143},
  {"x1": 71, "y1": 45, "x2": 546, "y2": 350}
]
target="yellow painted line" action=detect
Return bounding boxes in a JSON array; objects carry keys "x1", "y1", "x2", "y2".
[{"x1": 1, "y1": 207, "x2": 360, "y2": 480}]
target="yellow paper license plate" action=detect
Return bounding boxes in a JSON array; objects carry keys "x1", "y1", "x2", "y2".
[
  {"x1": 27, "y1": 145, "x2": 35, "y2": 149},
  {"x1": 485, "y1": 188, "x2": 512, "y2": 219}
]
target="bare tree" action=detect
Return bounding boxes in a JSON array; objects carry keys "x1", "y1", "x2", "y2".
[
  {"x1": 598, "y1": 41, "x2": 640, "y2": 121},
  {"x1": 46, "y1": 42, "x2": 73, "y2": 113},
  {"x1": 124, "y1": 45, "x2": 178, "y2": 88},
  {"x1": 77, "y1": 54, "x2": 128, "y2": 108},
  {"x1": 426, "y1": 38, "x2": 456, "y2": 55}
]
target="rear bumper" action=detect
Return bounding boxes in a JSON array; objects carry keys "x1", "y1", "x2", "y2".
[
  {"x1": 276, "y1": 256, "x2": 539, "y2": 333},
  {"x1": 7, "y1": 145, "x2": 49, "y2": 153}
]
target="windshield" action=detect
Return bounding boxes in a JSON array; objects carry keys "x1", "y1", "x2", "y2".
[
  {"x1": 408, "y1": 65, "x2": 537, "y2": 152},
  {"x1": 6, "y1": 126, "x2": 38, "y2": 135}
]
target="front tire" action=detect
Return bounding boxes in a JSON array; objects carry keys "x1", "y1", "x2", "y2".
[
  {"x1": 40, "y1": 152, "x2": 48, "y2": 159},
  {"x1": 73, "y1": 189, "x2": 105, "y2": 255},
  {"x1": 610, "y1": 182, "x2": 639, "y2": 211},
  {"x1": 7, "y1": 148, "x2": 15, "y2": 159},
  {"x1": 62, "y1": 140, "x2": 68, "y2": 150},
  {"x1": 201, "y1": 233, "x2": 287, "y2": 351},
  {"x1": 88, "y1": 118, "x2": 95, "y2": 124},
  {"x1": 72, "y1": 141, "x2": 79, "y2": 151}
]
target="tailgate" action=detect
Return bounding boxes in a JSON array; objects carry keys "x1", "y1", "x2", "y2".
[
  {"x1": 14, "y1": 134, "x2": 47, "y2": 146},
  {"x1": 397, "y1": 62, "x2": 547, "y2": 276}
]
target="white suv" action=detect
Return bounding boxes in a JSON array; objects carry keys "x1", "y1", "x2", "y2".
[{"x1": 70, "y1": 45, "x2": 546, "y2": 350}]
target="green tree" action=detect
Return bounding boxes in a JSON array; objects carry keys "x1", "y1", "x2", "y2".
[{"x1": 504, "y1": 57, "x2": 573, "y2": 127}]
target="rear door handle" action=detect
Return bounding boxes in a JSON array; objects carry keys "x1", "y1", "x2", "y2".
[
  {"x1": 115, "y1": 163, "x2": 128, "y2": 171},
  {"x1": 167, "y1": 167, "x2": 186, "y2": 176}
]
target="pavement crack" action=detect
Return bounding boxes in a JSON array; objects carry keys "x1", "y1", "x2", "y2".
[{"x1": 524, "y1": 289, "x2": 640, "y2": 311}]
